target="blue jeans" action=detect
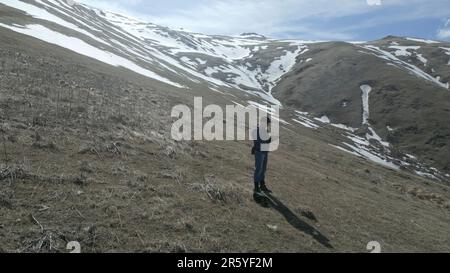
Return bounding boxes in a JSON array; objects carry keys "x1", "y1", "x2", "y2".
[{"x1": 254, "y1": 151, "x2": 268, "y2": 185}]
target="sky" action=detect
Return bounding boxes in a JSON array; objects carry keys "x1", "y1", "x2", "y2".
[{"x1": 77, "y1": 0, "x2": 450, "y2": 42}]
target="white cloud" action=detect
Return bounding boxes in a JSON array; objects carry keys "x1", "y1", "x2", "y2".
[
  {"x1": 437, "y1": 19, "x2": 450, "y2": 39},
  {"x1": 130, "y1": 0, "x2": 381, "y2": 39},
  {"x1": 77, "y1": 0, "x2": 450, "y2": 40},
  {"x1": 367, "y1": 0, "x2": 382, "y2": 6},
  {"x1": 437, "y1": 28, "x2": 450, "y2": 38},
  {"x1": 77, "y1": 0, "x2": 143, "y2": 15}
]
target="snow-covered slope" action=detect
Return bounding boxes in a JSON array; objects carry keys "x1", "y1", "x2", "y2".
[
  {"x1": 292, "y1": 110, "x2": 449, "y2": 182},
  {"x1": 0, "y1": 0, "x2": 312, "y2": 105},
  {"x1": 362, "y1": 44, "x2": 449, "y2": 89}
]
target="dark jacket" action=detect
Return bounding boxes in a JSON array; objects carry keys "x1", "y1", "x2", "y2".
[{"x1": 252, "y1": 126, "x2": 272, "y2": 154}]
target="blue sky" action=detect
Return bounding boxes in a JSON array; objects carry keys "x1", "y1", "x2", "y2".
[{"x1": 78, "y1": 0, "x2": 450, "y2": 41}]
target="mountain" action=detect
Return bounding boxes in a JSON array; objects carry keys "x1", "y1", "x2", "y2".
[
  {"x1": 0, "y1": 0, "x2": 313, "y2": 104},
  {"x1": 275, "y1": 38, "x2": 450, "y2": 172},
  {"x1": 0, "y1": 0, "x2": 449, "y2": 252}
]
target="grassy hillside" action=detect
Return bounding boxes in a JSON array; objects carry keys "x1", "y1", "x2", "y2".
[{"x1": 1, "y1": 28, "x2": 449, "y2": 253}]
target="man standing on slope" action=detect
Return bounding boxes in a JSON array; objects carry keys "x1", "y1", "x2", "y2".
[{"x1": 252, "y1": 117, "x2": 273, "y2": 197}]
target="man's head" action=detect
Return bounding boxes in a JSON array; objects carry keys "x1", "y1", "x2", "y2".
[{"x1": 258, "y1": 110, "x2": 280, "y2": 152}]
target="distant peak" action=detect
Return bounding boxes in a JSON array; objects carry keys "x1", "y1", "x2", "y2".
[
  {"x1": 383, "y1": 35, "x2": 401, "y2": 40},
  {"x1": 240, "y1": 33, "x2": 266, "y2": 39}
]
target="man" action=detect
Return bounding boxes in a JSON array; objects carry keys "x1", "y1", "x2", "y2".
[{"x1": 252, "y1": 117, "x2": 273, "y2": 196}]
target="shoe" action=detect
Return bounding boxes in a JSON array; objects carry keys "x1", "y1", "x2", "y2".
[
  {"x1": 260, "y1": 181, "x2": 272, "y2": 193},
  {"x1": 253, "y1": 184, "x2": 266, "y2": 199},
  {"x1": 253, "y1": 190, "x2": 268, "y2": 207},
  {"x1": 254, "y1": 184, "x2": 263, "y2": 195}
]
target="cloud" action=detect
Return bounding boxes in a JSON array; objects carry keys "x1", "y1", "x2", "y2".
[
  {"x1": 366, "y1": 0, "x2": 382, "y2": 6},
  {"x1": 77, "y1": 0, "x2": 450, "y2": 40},
  {"x1": 437, "y1": 19, "x2": 450, "y2": 39},
  {"x1": 77, "y1": 0, "x2": 143, "y2": 15},
  {"x1": 140, "y1": 0, "x2": 384, "y2": 39},
  {"x1": 437, "y1": 29, "x2": 450, "y2": 38}
]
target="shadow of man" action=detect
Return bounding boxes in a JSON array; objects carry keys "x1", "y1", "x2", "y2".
[{"x1": 265, "y1": 193, "x2": 333, "y2": 249}]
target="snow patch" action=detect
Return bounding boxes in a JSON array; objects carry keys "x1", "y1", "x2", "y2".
[
  {"x1": 292, "y1": 111, "x2": 320, "y2": 129},
  {"x1": 440, "y1": 47, "x2": 450, "y2": 65},
  {"x1": 0, "y1": 23, "x2": 184, "y2": 88},
  {"x1": 314, "y1": 115, "x2": 330, "y2": 124},
  {"x1": 389, "y1": 45, "x2": 420, "y2": 57},
  {"x1": 264, "y1": 46, "x2": 307, "y2": 93},
  {"x1": 1, "y1": 0, "x2": 109, "y2": 46},
  {"x1": 360, "y1": 84, "x2": 372, "y2": 125},
  {"x1": 415, "y1": 171, "x2": 437, "y2": 180},
  {"x1": 367, "y1": 127, "x2": 390, "y2": 147},
  {"x1": 364, "y1": 45, "x2": 449, "y2": 89},
  {"x1": 343, "y1": 142, "x2": 399, "y2": 170},
  {"x1": 330, "y1": 123, "x2": 357, "y2": 132},
  {"x1": 388, "y1": 45, "x2": 427, "y2": 65},
  {"x1": 331, "y1": 140, "x2": 400, "y2": 170},
  {"x1": 406, "y1": 37, "x2": 440, "y2": 44},
  {"x1": 416, "y1": 54, "x2": 428, "y2": 65}
]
